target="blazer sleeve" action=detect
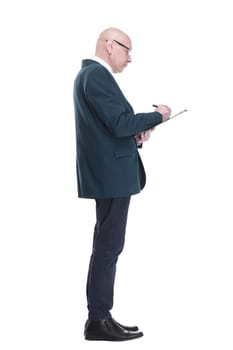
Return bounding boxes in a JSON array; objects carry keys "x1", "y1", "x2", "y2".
[{"x1": 84, "y1": 66, "x2": 163, "y2": 138}]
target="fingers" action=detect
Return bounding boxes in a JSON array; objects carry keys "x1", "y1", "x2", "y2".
[
  {"x1": 140, "y1": 130, "x2": 151, "y2": 142},
  {"x1": 155, "y1": 104, "x2": 172, "y2": 122},
  {"x1": 157, "y1": 104, "x2": 172, "y2": 114},
  {"x1": 134, "y1": 127, "x2": 155, "y2": 145}
]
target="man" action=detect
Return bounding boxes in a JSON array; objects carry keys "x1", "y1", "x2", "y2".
[{"x1": 73, "y1": 27, "x2": 171, "y2": 341}]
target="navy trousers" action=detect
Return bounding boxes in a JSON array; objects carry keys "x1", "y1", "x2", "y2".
[{"x1": 86, "y1": 197, "x2": 131, "y2": 320}]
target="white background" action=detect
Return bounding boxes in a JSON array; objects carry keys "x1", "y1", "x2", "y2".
[{"x1": 0, "y1": 0, "x2": 232, "y2": 349}]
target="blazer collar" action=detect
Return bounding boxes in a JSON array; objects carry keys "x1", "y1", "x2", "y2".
[{"x1": 90, "y1": 56, "x2": 113, "y2": 75}]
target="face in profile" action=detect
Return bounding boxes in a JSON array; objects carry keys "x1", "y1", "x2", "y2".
[{"x1": 110, "y1": 38, "x2": 132, "y2": 73}]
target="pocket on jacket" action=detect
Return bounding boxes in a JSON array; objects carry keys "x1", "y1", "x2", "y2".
[{"x1": 114, "y1": 142, "x2": 136, "y2": 158}]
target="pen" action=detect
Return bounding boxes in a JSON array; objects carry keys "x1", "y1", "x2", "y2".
[{"x1": 152, "y1": 104, "x2": 158, "y2": 108}]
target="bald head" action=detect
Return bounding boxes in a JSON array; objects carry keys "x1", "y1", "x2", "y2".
[
  {"x1": 97, "y1": 27, "x2": 131, "y2": 43},
  {"x1": 95, "y1": 27, "x2": 132, "y2": 73}
]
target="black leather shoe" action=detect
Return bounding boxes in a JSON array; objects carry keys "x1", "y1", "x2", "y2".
[
  {"x1": 84, "y1": 318, "x2": 143, "y2": 341},
  {"x1": 110, "y1": 317, "x2": 139, "y2": 332}
]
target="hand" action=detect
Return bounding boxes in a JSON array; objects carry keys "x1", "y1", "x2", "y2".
[
  {"x1": 154, "y1": 104, "x2": 172, "y2": 122},
  {"x1": 134, "y1": 129, "x2": 153, "y2": 145}
]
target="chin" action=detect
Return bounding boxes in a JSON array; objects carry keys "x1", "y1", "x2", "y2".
[
  {"x1": 118, "y1": 67, "x2": 125, "y2": 73},
  {"x1": 113, "y1": 65, "x2": 125, "y2": 73}
]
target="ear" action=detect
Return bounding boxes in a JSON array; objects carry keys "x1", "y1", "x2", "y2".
[{"x1": 105, "y1": 40, "x2": 113, "y2": 54}]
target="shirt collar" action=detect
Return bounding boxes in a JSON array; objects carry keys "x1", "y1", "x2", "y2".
[{"x1": 91, "y1": 56, "x2": 113, "y2": 75}]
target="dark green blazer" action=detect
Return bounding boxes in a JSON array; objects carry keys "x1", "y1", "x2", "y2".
[{"x1": 73, "y1": 59, "x2": 163, "y2": 199}]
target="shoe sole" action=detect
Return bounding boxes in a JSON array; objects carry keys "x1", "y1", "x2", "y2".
[{"x1": 85, "y1": 333, "x2": 144, "y2": 341}]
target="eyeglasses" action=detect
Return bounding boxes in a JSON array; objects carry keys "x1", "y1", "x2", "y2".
[{"x1": 113, "y1": 40, "x2": 130, "y2": 52}]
